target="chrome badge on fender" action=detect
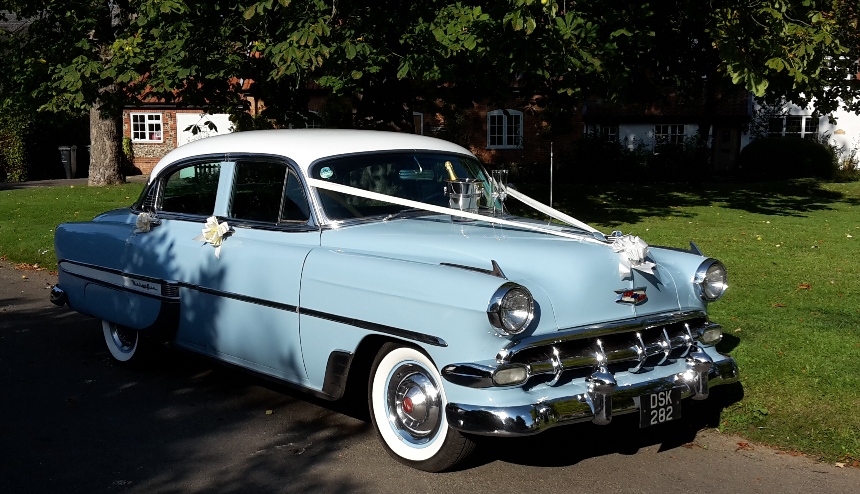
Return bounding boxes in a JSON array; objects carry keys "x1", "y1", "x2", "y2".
[{"x1": 615, "y1": 287, "x2": 648, "y2": 305}]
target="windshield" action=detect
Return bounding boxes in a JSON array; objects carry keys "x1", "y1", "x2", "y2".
[{"x1": 310, "y1": 151, "x2": 499, "y2": 220}]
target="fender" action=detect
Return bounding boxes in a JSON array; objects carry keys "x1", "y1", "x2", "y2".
[{"x1": 297, "y1": 248, "x2": 548, "y2": 391}]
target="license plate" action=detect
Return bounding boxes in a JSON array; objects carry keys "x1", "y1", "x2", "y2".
[{"x1": 639, "y1": 388, "x2": 681, "y2": 428}]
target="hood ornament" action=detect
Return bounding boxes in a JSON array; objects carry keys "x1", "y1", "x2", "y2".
[{"x1": 615, "y1": 287, "x2": 648, "y2": 305}]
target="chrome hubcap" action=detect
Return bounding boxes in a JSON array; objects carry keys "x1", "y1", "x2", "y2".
[
  {"x1": 387, "y1": 363, "x2": 442, "y2": 444},
  {"x1": 109, "y1": 323, "x2": 136, "y2": 353}
]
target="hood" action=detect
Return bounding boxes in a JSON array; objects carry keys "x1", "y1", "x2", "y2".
[{"x1": 320, "y1": 215, "x2": 702, "y2": 335}]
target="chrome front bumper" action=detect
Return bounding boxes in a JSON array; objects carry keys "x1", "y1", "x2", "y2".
[{"x1": 445, "y1": 354, "x2": 739, "y2": 436}]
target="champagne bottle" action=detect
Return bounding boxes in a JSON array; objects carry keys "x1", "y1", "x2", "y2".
[{"x1": 444, "y1": 161, "x2": 458, "y2": 181}]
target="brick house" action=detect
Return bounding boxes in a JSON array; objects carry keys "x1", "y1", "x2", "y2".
[{"x1": 122, "y1": 106, "x2": 234, "y2": 176}]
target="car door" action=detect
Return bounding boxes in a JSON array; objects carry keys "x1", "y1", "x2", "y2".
[
  {"x1": 125, "y1": 157, "x2": 317, "y2": 384},
  {"x1": 124, "y1": 158, "x2": 233, "y2": 347},
  {"x1": 194, "y1": 157, "x2": 318, "y2": 384}
]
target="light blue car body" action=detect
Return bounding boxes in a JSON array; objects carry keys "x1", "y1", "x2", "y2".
[{"x1": 53, "y1": 129, "x2": 738, "y2": 439}]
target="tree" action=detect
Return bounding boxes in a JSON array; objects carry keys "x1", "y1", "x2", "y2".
[
  {"x1": 3, "y1": 1, "x2": 858, "y2": 183},
  {"x1": 1, "y1": 1, "x2": 134, "y2": 185}
]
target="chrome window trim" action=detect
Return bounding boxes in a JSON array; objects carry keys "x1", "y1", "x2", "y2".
[{"x1": 136, "y1": 153, "x2": 322, "y2": 228}]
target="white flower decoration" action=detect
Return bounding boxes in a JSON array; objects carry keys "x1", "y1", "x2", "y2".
[
  {"x1": 612, "y1": 234, "x2": 656, "y2": 277},
  {"x1": 193, "y1": 216, "x2": 232, "y2": 258},
  {"x1": 134, "y1": 212, "x2": 159, "y2": 233}
]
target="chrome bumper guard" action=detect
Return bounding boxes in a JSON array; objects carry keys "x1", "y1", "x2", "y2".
[
  {"x1": 50, "y1": 286, "x2": 68, "y2": 306},
  {"x1": 445, "y1": 355, "x2": 738, "y2": 436}
]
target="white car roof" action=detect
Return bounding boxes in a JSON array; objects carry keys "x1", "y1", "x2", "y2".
[{"x1": 148, "y1": 129, "x2": 475, "y2": 181}]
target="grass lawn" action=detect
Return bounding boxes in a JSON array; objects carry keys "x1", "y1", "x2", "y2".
[
  {"x1": 0, "y1": 183, "x2": 145, "y2": 271},
  {"x1": 1, "y1": 178, "x2": 858, "y2": 464},
  {"x1": 514, "y1": 179, "x2": 860, "y2": 465}
]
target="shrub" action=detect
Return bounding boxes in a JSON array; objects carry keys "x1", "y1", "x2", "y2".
[
  {"x1": 740, "y1": 137, "x2": 837, "y2": 179},
  {"x1": 0, "y1": 114, "x2": 30, "y2": 182}
]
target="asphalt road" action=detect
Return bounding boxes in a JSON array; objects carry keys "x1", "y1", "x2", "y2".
[{"x1": 2, "y1": 260, "x2": 858, "y2": 494}]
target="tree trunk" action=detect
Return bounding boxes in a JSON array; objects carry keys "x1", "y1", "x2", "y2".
[{"x1": 88, "y1": 100, "x2": 125, "y2": 186}]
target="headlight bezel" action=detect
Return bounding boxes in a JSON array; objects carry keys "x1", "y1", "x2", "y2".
[
  {"x1": 487, "y1": 283, "x2": 535, "y2": 336},
  {"x1": 694, "y1": 258, "x2": 728, "y2": 302}
]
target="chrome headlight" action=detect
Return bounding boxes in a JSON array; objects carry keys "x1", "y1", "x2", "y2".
[
  {"x1": 487, "y1": 283, "x2": 535, "y2": 336},
  {"x1": 694, "y1": 259, "x2": 728, "y2": 302}
]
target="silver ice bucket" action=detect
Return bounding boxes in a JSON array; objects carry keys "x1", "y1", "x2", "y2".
[{"x1": 445, "y1": 179, "x2": 483, "y2": 217}]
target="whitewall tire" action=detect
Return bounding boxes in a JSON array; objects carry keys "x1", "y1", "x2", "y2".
[
  {"x1": 368, "y1": 343, "x2": 475, "y2": 472},
  {"x1": 102, "y1": 320, "x2": 142, "y2": 363}
]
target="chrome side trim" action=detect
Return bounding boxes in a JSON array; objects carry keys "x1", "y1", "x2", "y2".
[
  {"x1": 58, "y1": 260, "x2": 180, "y2": 301},
  {"x1": 176, "y1": 281, "x2": 449, "y2": 348},
  {"x1": 440, "y1": 259, "x2": 507, "y2": 279},
  {"x1": 446, "y1": 356, "x2": 740, "y2": 436},
  {"x1": 178, "y1": 282, "x2": 298, "y2": 312},
  {"x1": 300, "y1": 307, "x2": 448, "y2": 348}
]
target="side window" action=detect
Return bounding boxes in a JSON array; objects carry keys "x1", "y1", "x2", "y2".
[
  {"x1": 230, "y1": 161, "x2": 310, "y2": 224},
  {"x1": 160, "y1": 162, "x2": 222, "y2": 215},
  {"x1": 283, "y1": 170, "x2": 311, "y2": 222}
]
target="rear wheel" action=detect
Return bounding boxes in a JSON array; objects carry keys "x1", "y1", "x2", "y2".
[
  {"x1": 101, "y1": 320, "x2": 144, "y2": 363},
  {"x1": 368, "y1": 343, "x2": 475, "y2": 472}
]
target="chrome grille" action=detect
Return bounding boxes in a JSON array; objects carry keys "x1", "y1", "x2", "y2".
[{"x1": 506, "y1": 315, "x2": 717, "y2": 379}]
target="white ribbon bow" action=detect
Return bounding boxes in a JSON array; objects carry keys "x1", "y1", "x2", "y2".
[
  {"x1": 194, "y1": 216, "x2": 232, "y2": 258},
  {"x1": 612, "y1": 234, "x2": 656, "y2": 277}
]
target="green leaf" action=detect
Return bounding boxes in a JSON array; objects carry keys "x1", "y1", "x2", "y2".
[{"x1": 396, "y1": 62, "x2": 409, "y2": 79}]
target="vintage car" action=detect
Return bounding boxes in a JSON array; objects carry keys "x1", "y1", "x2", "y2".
[{"x1": 51, "y1": 129, "x2": 738, "y2": 471}]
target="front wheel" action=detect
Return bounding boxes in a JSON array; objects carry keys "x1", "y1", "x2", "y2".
[
  {"x1": 102, "y1": 320, "x2": 145, "y2": 364},
  {"x1": 368, "y1": 343, "x2": 475, "y2": 472}
]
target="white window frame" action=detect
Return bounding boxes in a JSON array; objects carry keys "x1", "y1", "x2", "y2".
[
  {"x1": 131, "y1": 112, "x2": 164, "y2": 143},
  {"x1": 767, "y1": 115, "x2": 820, "y2": 139},
  {"x1": 655, "y1": 124, "x2": 685, "y2": 145},
  {"x1": 487, "y1": 109, "x2": 523, "y2": 149},
  {"x1": 586, "y1": 124, "x2": 619, "y2": 142}
]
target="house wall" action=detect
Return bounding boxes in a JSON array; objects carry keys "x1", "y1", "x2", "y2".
[
  {"x1": 743, "y1": 100, "x2": 860, "y2": 169},
  {"x1": 419, "y1": 101, "x2": 583, "y2": 180},
  {"x1": 122, "y1": 109, "x2": 234, "y2": 176},
  {"x1": 824, "y1": 109, "x2": 860, "y2": 169},
  {"x1": 616, "y1": 124, "x2": 701, "y2": 149}
]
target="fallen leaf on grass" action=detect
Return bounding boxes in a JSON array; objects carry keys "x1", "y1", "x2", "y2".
[
  {"x1": 796, "y1": 283, "x2": 811, "y2": 291},
  {"x1": 772, "y1": 303, "x2": 787, "y2": 308}
]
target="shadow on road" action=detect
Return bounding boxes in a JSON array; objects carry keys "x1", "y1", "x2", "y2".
[
  {"x1": 465, "y1": 383, "x2": 744, "y2": 469},
  {"x1": 1, "y1": 281, "x2": 744, "y2": 492}
]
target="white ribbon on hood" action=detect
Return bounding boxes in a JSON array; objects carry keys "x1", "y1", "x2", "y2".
[
  {"x1": 611, "y1": 234, "x2": 656, "y2": 277},
  {"x1": 306, "y1": 176, "x2": 657, "y2": 280}
]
